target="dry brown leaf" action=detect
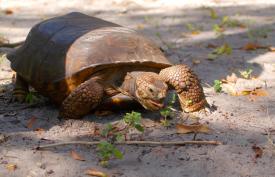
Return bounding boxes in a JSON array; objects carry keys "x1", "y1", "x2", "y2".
[
  {"x1": 85, "y1": 168, "x2": 108, "y2": 177},
  {"x1": 191, "y1": 31, "x2": 200, "y2": 35},
  {"x1": 4, "y1": 9, "x2": 13, "y2": 15},
  {"x1": 251, "y1": 89, "x2": 268, "y2": 96},
  {"x1": 95, "y1": 110, "x2": 113, "y2": 117},
  {"x1": 206, "y1": 43, "x2": 217, "y2": 48},
  {"x1": 242, "y1": 42, "x2": 267, "y2": 51},
  {"x1": 242, "y1": 42, "x2": 259, "y2": 50},
  {"x1": 268, "y1": 46, "x2": 275, "y2": 52},
  {"x1": 252, "y1": 145, "x2": 263, "y2": 158},
  {"x1": 239, "y1": 90, "x2": 252, "y2": 96},
  {"x1": 35, "y1": 128, "x2": 45, "y2": 135},
  {"x1": 141, "y1": 119, "x2": 157, "y2": 128},
  {"x1": 225, "y1": 73, "x2": 238, "y2": 83},
  {"x1": 136, "y1": 24, "x2": 145, "y2": 30},
  {"x1": 27, "y1": 116, "x2": 37, "y2": 129},
  {"x1": 6, "y1": 164, "x2": 17, "y2": 171},
  {"x1": 176, "y1": 123, "x2": 210, "y2": 134},
  {"x1": 0, "y1": 36, "x2": 9, "y2": 44},
  {"x1": 238, "y1": 24, "x2": 247, "y2": 29},
  {"x1": 192, "y1": 59, "x2": 201, "y2": 65},
  {"x1": 248, "y1": 89, "x2": 268, "y2": 101},
  {"x1": 70, "y1": 150, "x2": 85, "y2": 161}
]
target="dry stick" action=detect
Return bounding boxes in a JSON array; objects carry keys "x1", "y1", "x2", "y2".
[
  {"x1": 37, "y1": 140, "x2": 222, "y2": 150},
  {"x1": 0, "y1": 41, "x2": 24, "y2": 48},
  {"x1": 0, "y1": 104, "x2": 37, "y2": 114}
]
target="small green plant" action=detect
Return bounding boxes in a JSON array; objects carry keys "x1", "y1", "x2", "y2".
[
  {"x1": 97, "y1": 111, "x2": 145, "y2": 167},
  {"x1": 220, "y1": 16, "x2": 244, "y2": 28},
  {"x1": 212, "y1": 24, "x2": 224, "y2": 37},
  {"x1": 100, "y1": 123, "x2": 113, "y2": 138},
  {"x1": 25, "y1": 92, "x2": 39, "y2": 104},
  {"x1": 208, "y1": 43, "x2": 232, "y2": 60},
  {"x1": 97, "y1": 141, "x2": 123, "y2": 167},
  {"x1": 239, "y1": 68, "x2": 253, "y2": 79},
  {"x1": 160, "y1": 93, "x2": 176, "y2": 127},
  {"x1": 213, "y1": 80, "x2": 222, "y2": 93},
  {"x1": 123, "y1": 111, "x2": 144, "y2": 132},
  {"x1": 208, "y1": 8, "x2": 218, "y2": 19},
  {"x1": 185, "y1": 23, "x2": 202, "y2": 34}
]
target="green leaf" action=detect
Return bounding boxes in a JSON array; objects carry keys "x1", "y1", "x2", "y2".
[
  {"x1": 134, "y1": 124, "x2": 144, "y2": 132},
  {"x1": 123, "y1": 111, "x2": 142, "y2": 126},
  {"x1": 207, "y1": 53, "x2": 218, "y2": 60},
  {"x1": 100, "y1": 123, "x2": 113, "y2": 137},
  {"x1": 113, "y1": 148, "x2": 123, "y2": 159},
  {"x1": 213, "y1": 24, "x2": 223, "y2": 33},
  {"x1": 186, "y1": 23, "x2": 195, "y2": 31},
  {"x1": 160, "y1": 107, "x2": 171, "y2": 117},
  {"x1": 25, "y1": 92, "x2": 39, "y2": 104},
  {"x1": 160, "y1": 119, "x2": 170, "y2": 127},
  {"x1": 209, "y1": 8, "x2": 218, "y2": 19},
  {"x1": 239, "y1": 68, "x2": 253, "y2": 79},
  {"x1": 213, "y1": 80, "x2": 222, "y2": 93},
  {"x1": 115, "y1": 133, "x2": 125, "y2": 142},
  {"x1": 170, "y1": 93, "x2": 176, "y2": 104}
]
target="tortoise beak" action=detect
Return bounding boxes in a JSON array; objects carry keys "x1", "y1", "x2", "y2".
[{"x1": 148, "y1": 99, "x2": 164, "y2": 109}]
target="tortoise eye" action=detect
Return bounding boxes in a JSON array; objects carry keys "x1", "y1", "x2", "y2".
[{"x1": 149, "y1": 88, "x2": 154, "y2": 93}]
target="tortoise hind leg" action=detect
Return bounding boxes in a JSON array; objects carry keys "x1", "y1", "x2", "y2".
[
  {"x1": 59, "y1": 78, "x2": 104, "y2": 119},
  {"x1": 12, "y1": 74, "x2": 29, "y2": 102}
]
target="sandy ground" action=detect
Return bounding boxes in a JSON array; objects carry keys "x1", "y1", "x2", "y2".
[{"x1": 0, "y1": 0, "x2": 275, "y2": 177}]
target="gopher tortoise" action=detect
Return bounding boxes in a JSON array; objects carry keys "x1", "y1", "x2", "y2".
[{"x1": 8, "y1": 12, "x2": 207, "y2": 119}]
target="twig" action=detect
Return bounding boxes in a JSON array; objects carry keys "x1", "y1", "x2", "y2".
[
  {"x1": 0, "y1": 78, "x2": 11, "y2": 81},
  {"x1": 0, "y1": 41, "x2": 24, "y2": 48},
  {"x1": 36, "y1": 140, "x2": 222, "y2": 150},
  {"x1": 0, "y1": 104, "x2": 37, "y2": 114}
]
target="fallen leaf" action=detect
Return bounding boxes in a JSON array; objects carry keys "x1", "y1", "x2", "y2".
[
  {"x1": 206, "y1": 43, "x2": 217, "y2": 48},
  {"x1": 242, "y1": 42, "x2": 258, "y2": 50},
  {"x1": 141, "y1": 119, "x2": 157, "y2": 128},
  {"x1": 268, "y1": 46, "x2": 275, "y2": 52},
  {"x1": 242, "y1": 42, "x2": 267, "y2": 51},
  {"x1": 95, "y1": 110, "x2": 113, "y2": 117},
  {"x1": 176, "y1": 123, "x2": 210, "y2": 134},
  {"x1": 85, "y1": 168, "x2": 108, "y2": 177},
  {"x1": 70, "y1": 150, "x2": 85, "y2": 161},
  {"x1": 27, "y1": 116, "x2": 37, "y2": 129},
  {"x1": 6, "y1": 164, "x2": 17, "y2": 171},
  {"x1": 35, "y1": 128, "x2": 45, "y2": 135},
  {"x1": 251, "y1": 89, "x2": 268, "y2": 96},
  {"x1": 238, "y1": 24, "x2": 247, "y2": 28},
  {"x1": 221, "y1": 83, "x2": 238, "y2": 96},
  {"x1": 252, "y1": 145, "x2": 263, "y2": 158},
  {"x1": 222, "y1": 73, "x2": 238, "y2": 83},
  {"x1": 0, "y1": 36, "x2": 9, "y2": 45},
  {"x1": 248, "y1": 89, "x2": 268, "y2": 101},
  {"x1": 191, "y1": 31, "x2": 200, "y2": 35},
  {"x1": 4, "y1": 9, "x2": 13, "y2": 15},
  {"x1": 192, "y1": 59, "x2": 201, "y2": 65},
  {"x1": 240, "y1": 90, "x2": 252, "y2": 96},
  {"x1": 136, "y1": 24, "x2": 145, "y2": 30}
]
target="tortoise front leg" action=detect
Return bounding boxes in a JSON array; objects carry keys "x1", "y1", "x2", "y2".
[
  {"x1": 159, "y1": 65, "x2": 207, "y2": 112},
  {"x1": 59, "y1": 78, "x2": 104, "y2": 119},
  {"x1": 12, "y1": 74, "x2": 29, "y2": 102}
]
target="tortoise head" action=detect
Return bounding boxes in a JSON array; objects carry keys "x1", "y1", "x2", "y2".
[{"x1": 134, "y1": 72, "x2": 168, "y2": 111}]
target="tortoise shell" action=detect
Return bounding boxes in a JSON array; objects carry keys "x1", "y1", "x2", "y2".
[{"x1": 8, "y1": 12, "x2": 171, "y2": 103}]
